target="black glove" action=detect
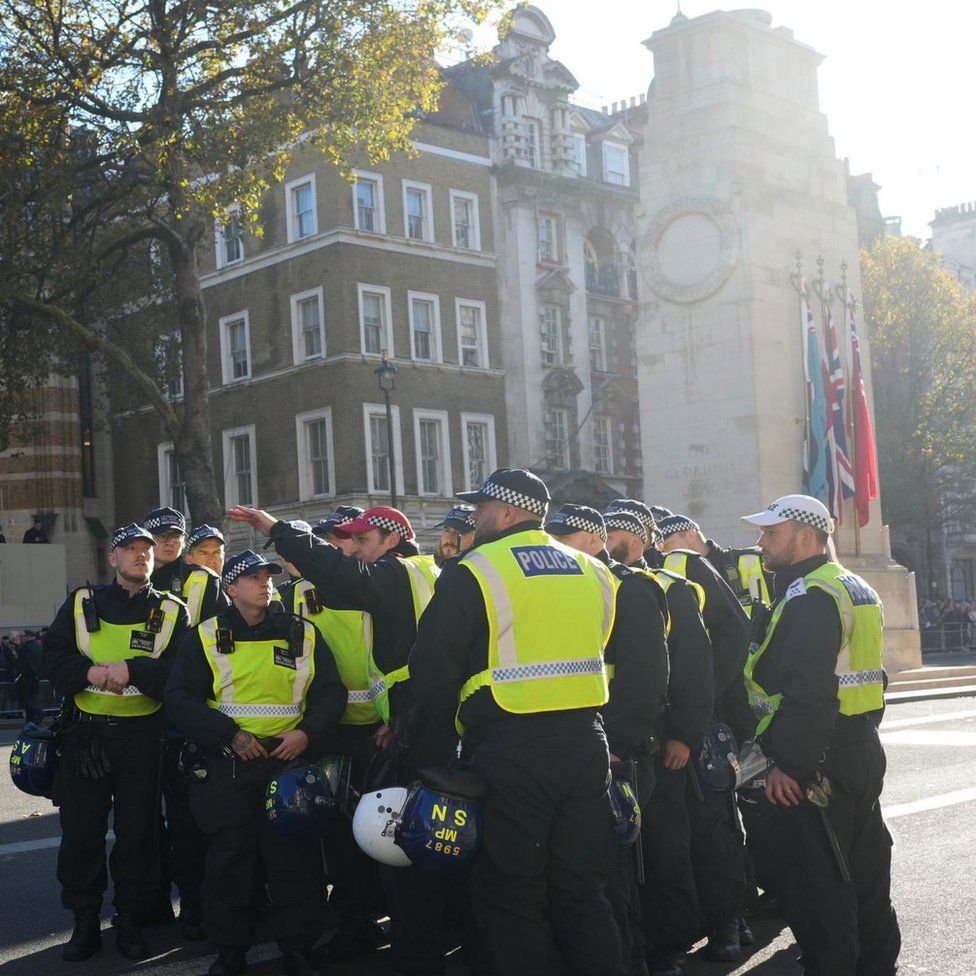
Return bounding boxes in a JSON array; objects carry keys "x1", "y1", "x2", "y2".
[{"x1": 63, "y1": 724, "x2": 112, "y2": 780}]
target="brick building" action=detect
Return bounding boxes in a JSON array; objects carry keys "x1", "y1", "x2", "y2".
[{"x1": 111, "y1": 109, "x2": 507, "y2": 551}]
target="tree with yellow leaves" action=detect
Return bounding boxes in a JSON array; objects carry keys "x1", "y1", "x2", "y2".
[{"x1": 0, "y1": 0, "x2": 504, "y2": 522}]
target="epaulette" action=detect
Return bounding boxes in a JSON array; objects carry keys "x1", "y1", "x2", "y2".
[{"x1": 784, "y1": 578, "x2": 807, "y2": 601}]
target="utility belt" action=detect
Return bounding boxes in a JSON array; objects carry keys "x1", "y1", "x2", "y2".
[
  {"x1": 183, "y1": 735, "x2": 286, "y2": 784},
  {"x1": 64, "y1": 702, "x2": 163, "y2": 730}
]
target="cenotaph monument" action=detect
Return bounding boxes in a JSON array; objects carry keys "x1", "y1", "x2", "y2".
[{"x1": 634, "y1": 9, "x2": 920, "y2": 668}]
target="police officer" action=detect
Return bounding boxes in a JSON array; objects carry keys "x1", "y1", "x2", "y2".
[
  {"x1": 185, "y1": 524, "x2": 227, "y2": 576},
  {"x1": 603, "y1": 509, "x2": 714, "y2": 976},
  {"x1": 280, "y1": 506, "x2": 386, "y2": 965},
  {"x1": 546, "y1": 503, "x2": 670, "y2": 965},
  {"x1": 147, "y1": 515, "x2": 233, "y2": 938},
  {"x1": 605, "y1": 499, "x2": 664, "y2": 569},
  {"x1": 654, "y1": 514, "x2": 754, "y2": 961},
  {"x1": 656, "y1": 515, "x2": 773, "y2": 615},
  {"x1": 42, "y1": 523, "x2": 189, "y2": 961},
  {"x1": 432, "y1": 504, "x2": 476, "y2": 567},
  {"x1": 228, "y1": 504, "x2": 447, "y2": 975},
  {"x1": 165, "y1": 550, "x2": 347, "y2": 976},
  {"x1": 738, "y1": 495, "x2": 900, "y2": 976},
  {"x1": 408, "y1": 469, "x2": 626, "y2": 976}
]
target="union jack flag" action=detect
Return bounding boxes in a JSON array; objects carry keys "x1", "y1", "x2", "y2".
[{"x1": 821, "y1": 287, "x2": 855, "y2": 523}]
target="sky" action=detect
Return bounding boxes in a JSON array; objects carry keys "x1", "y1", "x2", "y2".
[{"x1": 472, "y1": 1, "x2": 976, "y2": 240}]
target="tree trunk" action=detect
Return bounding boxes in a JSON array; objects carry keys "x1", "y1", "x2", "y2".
[{"x1": 171, "y1": 236, "x2": 223, "y2": 526}]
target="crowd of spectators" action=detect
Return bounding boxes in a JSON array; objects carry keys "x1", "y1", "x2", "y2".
[
  {"x1": 0, "y1": 629, "x2": 47, "y2": 721},
  {"x1": 919, "y1": 598, "x2": 976, "y2": 652}
]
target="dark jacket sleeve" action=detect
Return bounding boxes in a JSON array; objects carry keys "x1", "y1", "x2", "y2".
[
  {"x1": 164, "y1": 628, "x2": 240, "y2": 749},
  {"x1": 662, "y1": 581, "x2": 714, "y2": 748},
  {"x1": 602, "y1": 574, "x2": 670, "y2": 759},
  {"x1": 202, "y1": 576, "x2": 233, "y2": 620},
  {"x1": 759, "y1": 589, "x2": 842, "y2": 783},
  {"x1": 127, "y1": 604, "x2": 190, "y2": 701},
  {"x1": 408, "y1": 565, "x2": 482, "y2": 749},
  {"x1": 689, "y1": 557, "x2": 751, "y2": 697},
  {"x1": 271, "y1": 520, "x2": 399, "y2": 615},
  {"x1": 41, "y1": 592, "x2": 91, "y2": 698},
  {"x1": 295, "y1": 629, "x2": 347, "y2": 752}
]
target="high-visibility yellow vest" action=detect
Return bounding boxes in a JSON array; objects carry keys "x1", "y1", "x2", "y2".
[
  {"x1": 457, "y1": 529, "x2": 617, "y2": 734},
  {"x1": 182, "y1": 566, "x2": 220, "y2": 627},
  {"x1": 651, "y1": 566, "x2": 706, "y2": 616},
  {"x1": 72, "y1": 589, "x2": 181, "y2": 716},
  {"x1": 363, "y1": 554, "x2": 440, "y2": 724},
  {"x1": 606, "y1": 566, "x2": 672, "y2": 683},
  {"x1": 199, "y1": 615, "x2": 316, "y2": 738},
  {"x1": 293, "y1": 579, "x2": 379, "y2": 726},
  {"x1": 743, "y1": 561, "x2": 886, "y2": 737},
  {"x1": 737, "y1": 551, "x2": 771, "y2": 615}
]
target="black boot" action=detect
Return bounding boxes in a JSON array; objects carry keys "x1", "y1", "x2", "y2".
[
  {"x1": 179, "y1": 901, "x2": 207, "y2": 941},
  {"x1": 646, "y1": 952, "x2": 686, "y2": 976},
  {"x1": 208, "y1": 946, "x2": 248, "y2": 976},
  {"x1": 115, "y1": 912, "x2": 151, "y2": 960},
  {"x1": 281, "y1": 947, "x2": 327, "y2": 976},
  {"x1": 62, "y1": 911, "x2": 102, "y2": 962},
  {"x1": 737, "y1": 916, "x2": 755, "y2": 946},
  {"x1": 703, "y1": 922, "x2": 741, "y2": 963},
  {"x1": 312, "y1": 920, "x2": 381, "y2": 963}
]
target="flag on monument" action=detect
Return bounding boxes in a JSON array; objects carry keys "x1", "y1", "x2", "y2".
[
  {"x1": 848, "y1": 306, "x2": 878, "y2": 526},
  {"x1": 822, "y1": 289, "x2": 855, "y2": 523},
  {"x1": 802, "y1": 287, "x2": 829, "y2": 506}
]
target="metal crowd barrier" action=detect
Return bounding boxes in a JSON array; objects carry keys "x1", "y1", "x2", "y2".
[{"x1": 920, "y1": 622, "x2": 975, "y2": 656}]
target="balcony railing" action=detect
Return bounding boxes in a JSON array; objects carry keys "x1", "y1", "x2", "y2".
[{"x1": 585, "y1": 263, "x2": 619, "y2": 297}]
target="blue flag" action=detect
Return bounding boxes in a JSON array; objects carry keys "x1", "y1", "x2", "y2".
[{"x1": 802, "y1": 291, "x2": 829, "y2": 505}]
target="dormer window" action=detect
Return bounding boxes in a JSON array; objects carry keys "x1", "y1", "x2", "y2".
[{"x1": 603, "y1": 142, "x2": 630, "y2": 186}]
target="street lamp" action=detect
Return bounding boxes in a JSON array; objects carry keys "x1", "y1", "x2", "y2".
[{"x1": 374, "y1": 350, "x2": 399, "y2": 508}]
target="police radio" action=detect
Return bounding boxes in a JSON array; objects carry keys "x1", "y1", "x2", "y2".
[
  {"x1": 146, "y1": 606, "x2": 165, "y2": 634},
  {"x1": 304, "y1": 588, "x2": 323, "y2": 615},
  {"x1": 81, "y1": 586, "x2": 100, "y2": 633},
  {"x1": 215, "y1": 628, "x2": 235, "y2": 655},
  {"x1": 288, "y1": 615, "x2": 306, "y2": 658}
]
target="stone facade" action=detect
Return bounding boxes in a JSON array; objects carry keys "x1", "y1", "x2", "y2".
[{"x1": 634, "y1": 9, "x2": 919, "y2": 668}]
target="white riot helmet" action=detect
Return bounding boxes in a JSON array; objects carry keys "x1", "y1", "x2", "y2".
[{"x1": 352, "y1": 787, "x2": 411, "y2": 867}]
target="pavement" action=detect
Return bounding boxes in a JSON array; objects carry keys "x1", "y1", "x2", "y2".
[{"x1": 2, "y1": 692, "x2": 975, "y2": 975}]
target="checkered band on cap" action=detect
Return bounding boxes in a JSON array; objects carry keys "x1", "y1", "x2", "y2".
[
  {"x1": 771, "y1": 504, "x2": 831, "y2": 534},
  {"x1": 656, "y1": 515, "x2": 700, "y2": 539},
  {"x1": 144, "y1": 507, "x2": 186, "y2": 533},
  {"x1": 547, "y1": 506, "x2": 607, "y2": 541},
  {"x1": 187, "y1": 524, "x2": 224, "y2": 549},
  {"x1": 365, "y1": 513, "x2": 411, "y2": 538},
  {"x1": 110, "y1": 523, "x2": 155, "y2": 552},
  {"x1": 439, "y1": 505, "x2": 477, "y2": 531},
  {"x1": 603, "y1": 512, "x2": 649, "y2": 546},
  {"x1": 606, "y1": 498, "x2": 657, "y2": 532},
  {"x1": 222, "y1": 550, "x2": 280, "y2": 585},
  {"x1": 479, "y1": 478, "x2": 548, "y2": 517}
]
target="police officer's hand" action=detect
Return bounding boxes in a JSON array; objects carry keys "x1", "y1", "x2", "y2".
[
  {"x1": 662, "y1": 739, "x2": 691, "y2": 770},
  {"x1": 374, "y1": 724, "x2": 393, "y2": 751},
  {"x1": 231, "y1": 729, "x2": 269, "y2": 761},
  {"x1": 228, "y1": 506, "x2": 276, "y2": 538},
  {"x1": 103, "y1": 661, "x2": 130, "y2": 694},
  {"x1": 86, "y1": 665, "x2": 109, "y2": 689},
  {"x1": 765, "y1": 766, "x2": 803, "y2": 806},
  {"x1": 269, "y1": 729, "x2": 308, "y2": 761}
]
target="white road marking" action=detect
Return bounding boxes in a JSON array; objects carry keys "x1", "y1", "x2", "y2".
[
  {"x1": 884, "y1": 787, "x2": 976, "y2": 820},
  {"x1": 0, "y1": 831, "x2": 113, "y2": 857},
  {"x1": 882, "y1": 708, "x2": 976, "y2": 730},
  {"x1": 880, "y1": 730, "x2": 976, "y2": 747}
]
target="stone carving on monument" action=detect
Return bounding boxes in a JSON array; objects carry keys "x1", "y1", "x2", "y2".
[{"x1": 634, "y1": 8, "x2": 920, "y2": 668}]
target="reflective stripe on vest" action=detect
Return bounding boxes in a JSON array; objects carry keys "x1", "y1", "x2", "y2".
[
  {"x1": 182, "y1": 568, "x2": 213, "y2": 627},
  {"x1": 651, "y1": 567, "x2": 705, "y2": 615},
  {"x1": 294, "y1": 579, "x2": 379, "y2": 725},
  {"x1": 737, "y1": 552, "x2": 770, "y2": 615},
  {"x1": 199, "y1": 616, "x2": 316, "y2": 737},
  {"x1": 456, "y1": 529, "x2": 615, "y2": 734},
  {"x1": 72, "y1": 589, "x2": 180, "y2": 716},
  {"x1": 743, "y1": 562, "x2": 886, "y2": 737},
  {"x1": 363, "y1": 555, "x2": 440, "y2": 724}
]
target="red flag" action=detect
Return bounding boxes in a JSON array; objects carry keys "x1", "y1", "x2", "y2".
[{"x1": 848, "y1": 308, "x2": 878, "y2": 526}]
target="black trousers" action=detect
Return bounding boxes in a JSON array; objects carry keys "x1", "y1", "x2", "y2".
[
  {"x1": 54, "y1": 719, "x2": 164, "y2": 914},
  {"x1": 686, "y1": 772, "x2": 745, "y2": 930},
  {"x1": 469, "y1": 729, "x2": 626, "y2": 976},
  {"x1": 639, "y1": 761, "x2": 700, "y2": 957},
  {"x1": 741, "y1": 724, "x2": 900, "y2": 976},
  {"x1": 321, "y1": 722, "x2": 382, "y2": 927},
  {"x1": 189, "y1": 754, "x2": 321, "y2": 950},
  {"x1": 162, "y1": 736, "x2": 209, "y2": 909}
]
